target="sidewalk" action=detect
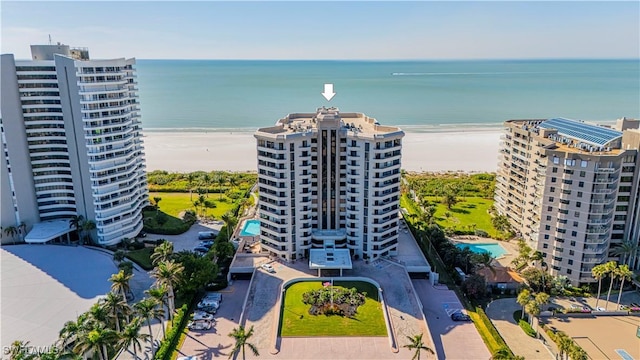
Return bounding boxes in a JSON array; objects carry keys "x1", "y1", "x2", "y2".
[{"x1": 485, "y1": 298, "x2": 553, "y2": 360}]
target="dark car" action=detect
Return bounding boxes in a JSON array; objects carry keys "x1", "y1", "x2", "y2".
[
  {"x1": 193, "y1": 246, "x2": 209, "y2": 254},
  {"x1": 451, "y1": 312, "x2": 471, "y2": 321},
  {"x1": 137, "y1": 231, "x2": 147, "y2": 238},
  {"x1": 199, "y1": 240, "x2": 214, "y2": 249}
]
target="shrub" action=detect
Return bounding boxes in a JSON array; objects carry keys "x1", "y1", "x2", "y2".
[
  {"x1": 518, "y1": 319, "x2": 536, "y2": 337},
  {"x1": 475, "y1": 229, "x2": 489, "y2": 237},
  {"x1": 154, "y1": 304, "x2": 189, "y2": 360},
  {"x1": 118, "y1": 260, "x2": 134, "y2": 276}
]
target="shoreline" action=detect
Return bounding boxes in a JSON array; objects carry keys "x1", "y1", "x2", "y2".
[{"x1": 142, "y1": 128, "x2": 501, "y2": 173}]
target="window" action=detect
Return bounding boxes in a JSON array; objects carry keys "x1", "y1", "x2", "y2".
[
  {"x1": 573, "y1": 221, "x2": 578, "y2": 227},
  {"x1": 577, "y1": 191, "x2": 583, "y2": 198},
  {"x1": 569, "y1": 250, "x2": 575, "y2": 255},
  {"x1": 547, "y1": 206, "x2": 553, "y2": 211},
  {"x1": 549, "y1": 197, "x2": 555, "y2": 202},
  {"x1": 564, "y1": 169, "x2": 574, "y2": 174},
  {"x1": 579, "y1": 171, "x2": 586, "y2": 177},
  {"x1": 546, "y1": 215, "x2": 552, "y2": 221},
  {"x1": 571, "y1": 231, "x2": 577, "y2": 237},
  {"x1": 545, "y1": 225, "x2": 551, "y2": 230},
  {"x1": 568, "y1": 259, "x2": 573, "y2": 265},
  {"x1": 567, "y1": 269, "x2": 572, "y2": 274},
  {"x1": 580, "y1": 160, "x2": 588, "y2": 168},
  {"x1": 562, "y1": 179, "x2": 573, "y2": 185},
  {"x1": 550, "y1": 187, "x2": 556, "y2": 193},
  {"x1": 553, "y1": 157, "x2": 560, "y2": 164},
  {"x1": 543, "y1": 243, "x2": 549, "y2": 249},
  {"x1": 544, "y1": 234, "x2": 550, "y2": 239},
  {"x1": 552, "y1": 167, "x2": 558, "y2": 173},
  {"x1": 551, "y1": 177, "x2": 557, "y2": 183},
  {"x1": 570, "y1": 241, "x2": 576, "y2": 246},
  {"x1": 576, "y1": 202, "x2": 581, "y2": 208},
  {"x1": 574, "y1": 211, "x2": 580, "y2": 217},
  {"x1": 578, "y1": 181, "x2": 584, "y2": 188},
  {"x1": 565, "y1": 159, "x2": 575, "y2": 166},
  {"x1": 614, "y1": 215, "x2": 627, "y2": 221}
]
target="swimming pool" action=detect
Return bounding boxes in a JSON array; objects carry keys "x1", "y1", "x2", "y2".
[
  {"x1": 456, "y1": 243, "x2": 508, "y2": 258},
  {"x1": 240, "y1": 219, "x2": 261, "y2": 237}
]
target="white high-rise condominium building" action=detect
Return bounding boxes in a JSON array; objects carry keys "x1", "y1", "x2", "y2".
[
  {"x1": 495, "y1": 117, "x2": 640, "y2": 284},
  {"x1": 254, "y1": 107, "x2": 404, "y2": 262},
  {"x1": 1, "y1": 43, "x2": 148, "y2": 246}
]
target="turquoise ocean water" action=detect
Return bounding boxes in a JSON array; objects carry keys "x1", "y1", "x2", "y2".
[{"x1": 135, "y1": 60, "x2": 639, "y2": 132}]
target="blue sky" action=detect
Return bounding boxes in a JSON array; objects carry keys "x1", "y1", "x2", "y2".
[{"x1": 2, "y1": 1, "x2": 639, "y2": 60}]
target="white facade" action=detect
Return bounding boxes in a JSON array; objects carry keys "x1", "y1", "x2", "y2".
[
  {"x1": 254, "y1": 107, "x2": 404, "y2": 262},
  {"x1": 1, "y1": 44, "x2": 148, "y2": 245}
]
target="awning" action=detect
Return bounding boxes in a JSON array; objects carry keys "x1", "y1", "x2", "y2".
[{"x1": 24, "y1": 219, "x2": 74, "y2": 243}]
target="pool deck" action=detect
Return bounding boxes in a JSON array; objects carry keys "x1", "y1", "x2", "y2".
[{"x1": 449, "y1": 236, "x2": 519, "y2": 268}]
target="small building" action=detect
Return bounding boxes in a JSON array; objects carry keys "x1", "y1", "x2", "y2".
[{"x1": 476, "y1": 267, "x2": 524, "y2": 294}]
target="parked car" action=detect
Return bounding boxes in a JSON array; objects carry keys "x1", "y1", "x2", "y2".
[
  {"x1": 451, "y1": 312, "x2": 471, "y2": 321},
  {"x1": 199, "y1": 240, "x2": 214, "y2": 249},
  {"x1": 137, "y1": 231, "x2": 147, "y2": 238},
  {"x1": 193, "y1": 310, "x2": 214, "y2": 321},
  {"x1": 193, "y1": 246, "x2": 209, "y2": 254},
  {"x1": 198, "y1": 231, "x2": 217, "y2": 240},
  {"x1": 261, "y1": 263, "x2": 275, "y2": 273},
  {"x1": 187, "y1": 320, "x2": 212, "y2": 331}
]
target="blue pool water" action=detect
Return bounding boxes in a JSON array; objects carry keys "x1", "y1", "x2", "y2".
[
  {"x1": 456, "y1": 243, "x2": 508, "y2": 258},
  {"x1": 240, "y1": 219, "x2": 261, "y2": 237}
]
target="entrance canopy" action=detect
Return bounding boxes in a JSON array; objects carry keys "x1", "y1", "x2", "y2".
[
  {"x1": 309, "y1": 248, "x2": 352, "y2": 276},
  {"x1": 24, "y1": 219, "x2": 73, "y2": 244}
]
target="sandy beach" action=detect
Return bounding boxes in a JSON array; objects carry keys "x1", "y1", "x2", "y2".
[{"x1": 142, "y1": 129, "x2": 501, "y2": 173}]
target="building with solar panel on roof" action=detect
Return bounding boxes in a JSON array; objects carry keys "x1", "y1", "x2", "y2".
[{"x1": 495, "y1": 117, "x2": 640, "y2": 285}]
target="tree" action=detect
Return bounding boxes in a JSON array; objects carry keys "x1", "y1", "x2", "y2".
[
  {"x1": 215, "y1": 173, "x2": 225, "y2": 199},
  {"x1": 113, "y1": 250, "x2": 126, "y2": 263},
  {"x1": 118, "y1": 317, "x2": 149, "y2": 360},
  {"x1": 109, "y1": 270, "x2": 133, "y2": 302},
  {"x1": 100, "y1": 292, "x2": 130, "y2": 332},
  {"x1": 150, "y1": 260, "x2": 184, "y2": 320},
  {"x1": 174, "y1": 251, "x2": 218, "y2": 300},
  {"x1": 516, "y1": 289, "x2": 532, "y2": 319},
  {"x1": 403, "y1": 333, "x2": 434, "y2": 360},
  {"x1": 534, "y1": 292, "x2": 550, "y2": 321},
  {"x1": 153, "y1": 196, "x2": 162, "y2": 215},
  {"x1": 491, "y1": 214, "x2": 511, "y2": 233},
  {"x1": 461, "y1": 274, "x2": 486, "y2": 300},
  {"x1": 471, "y1": 252, "x2": 496, "y2": 275},
  {"x1": 615, "y1": 264, "x2": 633, "y2": 308},
  {"x1": 525, "y1": 301, "x2": 540, "y2": 327},
  {"x1": 603, "y1": 261, "x2": 618, "y2": 310},
  {"x1": 221, "y1": 212, "x2": 237, "y2": 240},
  {"x1": 151, "y1": 240, "x2": 174, "y2": 266},
  {"x1": 198, "y1": 194, "x2": 207, "y2": 218},
  {"x1": 82, "y1": 219, "x2": 96, "y2": 245},
  {"x1": 59, "y1": 315, "x2": 89, "y2": 352},
  {"x1": 420, "y1": 205, "x2": 437, "y2": 228},
  {"x1": 187, "y1": 173, "x2": 195, "y2": 201},
  {"x1": 4, "y1": 225, "x2": 18, "y2": 244},
  {"x1": 72, "y1": 324, "x2": 117, "y2": 360},
  {"x1": 591, "y1": 263, "x2": 608, "y2": 309},
  {"x1": 7, "y1": 340, "x2": 36, "y2": 360},
  {"x1": 568, "y1": 345, "x2": 588, "y2": 360},
  {"x1": 611, "y1": 239, "x2": 638, "y2": 267},
  {"x1": 228, "y1": 325, "x2": 259, "y2": 360},
  {"x1": 490, "y1": 347, "x2": 523, "y2": 360},
  {"x1": 134, "y1": 298, "x2": 163, "y2": 356},
  {"x1": 145, "y1": 285, "x2": 169, "y2": 339},
  {"x1": 556, "y1": 333, "x2": 573, "y2": 360},
  {"x1": 69, "y1": 215, "x2": 85, "y2": 243}
]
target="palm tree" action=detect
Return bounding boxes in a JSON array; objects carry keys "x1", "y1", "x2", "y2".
[
  {"x1": 187, "y1": 173, "x2": 195, "y2": 201},
  {"x1": 221, "y1": 212, "x2": 236, "y2": 240},
  {"x1": 59, "y1": 315, "x2": 89, "y2": 352},
  {"x1": 228, "y1": 325, "x2": 259, "y2": 360},
  {"x1": 203, "y1": 173, "x2": 211, "y2": 197},
  {"x1": 490, "y1": 347, "x2": 524, "y2": 360},
  {"x1": 72, "y1": 323, "x2": 117, "y2": 360},
  {"x1": 525, "y1": 301, "x2": 541, "y2": 327},
  {"x1": 134, "y1": 298, "x2": 163, "y2": 355},
  {"x1": 603, "y1": 260, "x2": 618, "y2": 310},
  {"x1": 611, "y1": 239, "x2": 639, "y2": 267},
  {"x1": 592, "y1": 263, "x2": 608, "y2": 309},
  {"x1": 4, "y1": 225, "x2": 18, "y2": 244},
  {"x1": 82, "y1": 219, "x2": 96, "y2": 245},
  {"x1": 69, "y1": 215, "x2": 85, "y2": 243},
  {"x1": 87, "y1": 302, "x2": 109, "y2": 326},
  {"x1": 615, "y1": 264, "x2": 633, "y2": 308},
  {"x1": 516, "y1": 288, "x2": 532, "y2": 318},
  {"x1": 109, "y1": 270, "x2": 133, "y2": 302},
  {"x1": 151, "y1": 240, "x2": 174, "y2": 266},
  {"x1": 568, "y1": 345, "x2": 588, "y2": 360},
  {"x1": 150, "y1": 260, "x2": 183, "y2": 319},
  {"x1": 8, "y1": 340, "x2": 35, "y2": 360},
  {"x1": 215, "y1": 173, "x2": 225, "y2": 199},
  {"x1": 556, "y1": 333, "x2": 573, "y2": 360},
  {"x1": 118, "y1": 317, "x2": 149, "y2": 360},
  {"x1": 403, "y1": 333, "x2": 434, "y2": 360},
  {"x1": 145, "y1": 285, "x2": 169, "y2": 338},
  {"x1": 17, "y1": 221, "x2": 26, "y2": 241},
  {"x1": 153, "y1": 196, "x2": 162, "y2": 215},
  {"x1": 100, "y1": 292, "x2": 130, "y2": 332},
  {"x1": 471, "y1": 252, "x2": 496, "y2": 275}
]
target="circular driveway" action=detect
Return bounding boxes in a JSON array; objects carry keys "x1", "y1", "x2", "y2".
[{"x1": 1, "y1": 244, "x2": 151, "y2": 349}]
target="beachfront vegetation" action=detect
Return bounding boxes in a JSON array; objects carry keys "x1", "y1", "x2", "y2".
[
  {"x1": 146, "y1": 170, "x2": 256, "y2": 194},
  {"x1": 281, "y1": 281, "x2": 386, "y2": 337},
  {"x1": 403, "y1": 172, "x2": 510, "y2": 239}
]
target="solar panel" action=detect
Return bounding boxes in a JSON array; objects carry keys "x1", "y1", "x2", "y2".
[{"x1": 538, "y1": 118, "x2": 622, "y2": 147}]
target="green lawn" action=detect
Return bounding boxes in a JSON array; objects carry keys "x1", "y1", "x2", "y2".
[
  {"x1": 150, "y1": 192, "x2": 237, "y2": 219},
  {"x1": 280, "y1": 281, "x2": 387, "y2": 337},
  {"x1": 125, "y1": 247, "x2": 154, "y2": 270},
  {"x1": 423, "y1": 196, "x2": 502, "y2": 238}
]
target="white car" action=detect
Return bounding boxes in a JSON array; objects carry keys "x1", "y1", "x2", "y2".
[
  {"x1": 187, "y1": 320, "x2": 212, "y2": 331},
  {"x1": 261, "y1": 263, "x2": 275, "y2": 273},
  {"x1": 178, "y1": 357, "x2": 199, "y2": 360},
  {"x1": 193, "y1": 310, "x2": 214, "y2": 321}
]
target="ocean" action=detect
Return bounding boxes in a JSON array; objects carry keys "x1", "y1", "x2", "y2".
[{"x1": 135, "y1": 59, "x2": 640, "y2": 132}]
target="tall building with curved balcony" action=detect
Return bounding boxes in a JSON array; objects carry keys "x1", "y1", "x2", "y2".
[
  {"x1": 1, "y1": 44, "x2": 148, "y2": 246},
  {"x1": 254, "y1": 107, "x2": 404, "y2": 262},
  {"x1": 495, "y1": 117, "x2": 640, "y2": 285}
]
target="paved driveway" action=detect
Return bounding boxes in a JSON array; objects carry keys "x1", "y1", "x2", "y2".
[
  {"x1": 412, "y1": 280, "x2": 491, "y2": 360},
  {"x1": 177, "y1": 280, "x2": 250, "y2": 359},
  {"x1": 485, "y1": 298, "x2": 553, "y2": 360},
  {"x1": 144, "y1": 220, "x2": 223, "y2": 253}
]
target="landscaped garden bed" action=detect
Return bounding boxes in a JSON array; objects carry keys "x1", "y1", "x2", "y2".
[{"x1": 280, "y1": 280, "x2": 386, "y2": 337}]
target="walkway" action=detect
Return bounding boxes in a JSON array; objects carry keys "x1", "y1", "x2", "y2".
[{"x1": 485, "y1": 298, "x2": 553, "y2": 360}]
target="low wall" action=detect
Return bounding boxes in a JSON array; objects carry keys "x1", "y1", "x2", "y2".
[{"x1": 275, "y1": 277, "x2": 397, "y2": 354}]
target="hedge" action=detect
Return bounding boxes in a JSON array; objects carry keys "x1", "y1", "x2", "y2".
[
  {"x1": 518, "y1": 319, "x2": 536, "y2": 337},
  {"x1": 154, "y1": 304, "x2": 189, "y2": 360},
  {"x1": 469, "y1": 307, "x2": 513, "y2": 356}
]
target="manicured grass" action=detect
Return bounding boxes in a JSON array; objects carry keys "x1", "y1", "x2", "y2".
[
  {"x1": 423, "y1": 196, "x2": 502, "y2": 238},
  {"x1": 280, "y1": 281, "x2": 387, "y2": 337},
  {"x1": 150, "y1": 192, "x2": 237, "y2": 219},
  {"x1": 125, "y1": 247, "x2": 154, "y2": 270},
  {"x1": 143, "y1": 210, "x2": 191, "y2": 235}
]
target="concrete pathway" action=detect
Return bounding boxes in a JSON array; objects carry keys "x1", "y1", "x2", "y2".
[{"x1": 485, "y1": 298, "x2": 553, "y2": 360}]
